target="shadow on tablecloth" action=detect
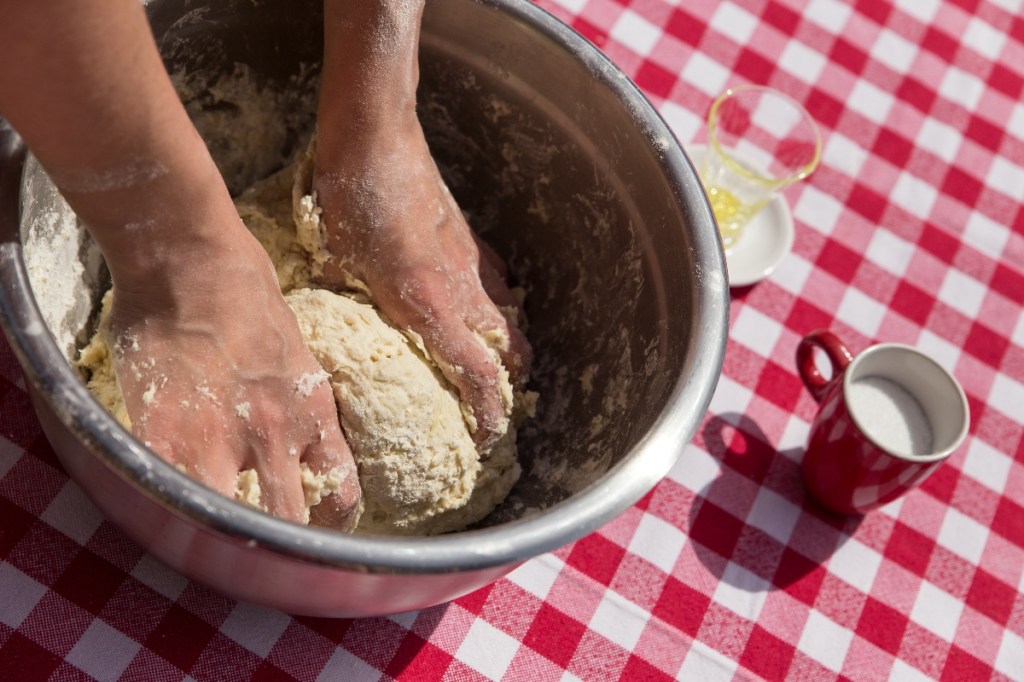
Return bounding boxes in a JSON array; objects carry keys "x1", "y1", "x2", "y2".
[{"x1": 688, "y1": 412, "x2": 862, "y2": 592}]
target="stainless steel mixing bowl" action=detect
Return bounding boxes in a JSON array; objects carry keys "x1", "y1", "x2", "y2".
[{"x1": 0, "y1": 0, "x2": 728, "y2": 617}]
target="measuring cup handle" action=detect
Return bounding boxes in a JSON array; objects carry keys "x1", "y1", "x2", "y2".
[{"x1": 796, "y1": 330, "x2": 854, "y2": 402}]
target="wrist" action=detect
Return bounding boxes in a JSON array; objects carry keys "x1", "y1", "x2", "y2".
[
  {"x1": 84, "y1": 168, "x2": 250, "y2": 288},
  {"x1": 318, "y1": 0, "x2": 425, "y2": 156}
]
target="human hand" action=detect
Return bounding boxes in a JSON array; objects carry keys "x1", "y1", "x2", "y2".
[
  {"x1": 311, "y1": 120, "x2": 533, "y2": 450},
  {"x1": 108, "y1": 227, "x2": 360, "y2": 528}
]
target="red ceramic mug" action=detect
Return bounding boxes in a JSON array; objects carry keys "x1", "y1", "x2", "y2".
[{"x1": 796, "y1": 330, "x2": 970, "y2": 514}]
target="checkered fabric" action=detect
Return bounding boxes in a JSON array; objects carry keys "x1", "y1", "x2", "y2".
[{"x1": 2, "y1": 0, "x2": 1023, "y2": 679}]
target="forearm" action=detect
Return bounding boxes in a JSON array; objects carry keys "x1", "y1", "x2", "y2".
[
  {"x1": 0, "y1": 0, "x2": 236, "y2": 284},
  {"x1": 317, "y1": 0, "x2": 426, "y2": 163}
]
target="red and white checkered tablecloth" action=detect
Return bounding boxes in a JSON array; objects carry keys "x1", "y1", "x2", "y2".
[{"x1": 2, "y1": 0, "x2": 1023, "y2": 679}]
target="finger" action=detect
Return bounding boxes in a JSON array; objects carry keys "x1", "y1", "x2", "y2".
[
  {"x1": 300, "y1": 406, "x2": 361, "y2": 531},
  {"x1": 420, "y1": 312, "x2": 511, "y2": 449},
  {"x1": 138, "y1": 425, "x2": 236, "y2": 495},
  {"x1": 303, "y1": 439, "x2": 361, "y2": 531},
  {"x1": 472, "y1": 232, "x2": 509, "y2": 279},
  {"x1": 477, "y1": 257, "x2": 524, "y2": 321},
  {"x1": 464, "y1": 295, "x2": 534, "y2": 390},
  {"x1": 382, "y1": 287, "x2": 511, "y2": 450},
  {"x1": 252, "y1": 439, "x2": 308, "y2": 524}
]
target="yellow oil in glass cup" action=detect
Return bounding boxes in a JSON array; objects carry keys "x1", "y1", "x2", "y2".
[{"x1": 700, "y1": 85, "x2": 821, "y2": 251}]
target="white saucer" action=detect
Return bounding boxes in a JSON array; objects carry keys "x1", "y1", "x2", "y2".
[{"x1": 686, "y1": 145, "x2": 795, "y2": 288}]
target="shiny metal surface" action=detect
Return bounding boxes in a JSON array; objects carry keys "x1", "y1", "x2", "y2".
[{"x1": 0, "y1": 0, "x2": 728, "y2": 616}]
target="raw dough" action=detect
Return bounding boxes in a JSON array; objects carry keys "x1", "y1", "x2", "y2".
[{"x1": 77, "y1": 157, "x2": 535, "y2": 536}]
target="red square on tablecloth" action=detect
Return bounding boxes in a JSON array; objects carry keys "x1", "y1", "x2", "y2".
[
  {"x1": 856, "y1": 596, "x2": 909, "y2": 655},
  {"x1": 0, "y1": 631, "x2": 62, "y2": 681},
  {"x1": 52, "y1": 550, "x2": 124, "y2": 615},
  {"x1": 566, "y1": 532, "x2": 626, "y2": 587},
  {"x1": 739, "y1": 624, "x2": 796, "y2": 680},
  {"x1": 522, "y1": 603, "x2": 588, "y2": 668},
  {"x1": 619, "y1": 652, "x2": 675, "y2": 682},
  {"x1": 652, "y1": 576, "x2": 710, "y2": 637},
  {"x1": 144, "y1": 604, "x2": 217, "y2": 672}
]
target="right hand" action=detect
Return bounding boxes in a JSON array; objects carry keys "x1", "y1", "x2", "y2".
[{"x1": 312, "y1": 119, "x2": 533, "y2": 450}]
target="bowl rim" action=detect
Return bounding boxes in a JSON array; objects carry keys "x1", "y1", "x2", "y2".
[{"x1": 0, "y1": 0, "x2": 728, "y2": 574}]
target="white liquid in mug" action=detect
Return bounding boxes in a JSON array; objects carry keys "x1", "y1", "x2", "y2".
[{"x1": 847, "y1": 376, "x2": 934, "y2": 457}]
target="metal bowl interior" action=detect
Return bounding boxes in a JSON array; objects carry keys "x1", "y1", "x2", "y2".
[{"x1": 0, "y1": 0, "x2": 727, "y2": 616}]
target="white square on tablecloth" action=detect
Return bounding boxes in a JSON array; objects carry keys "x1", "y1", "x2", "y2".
[
  {"x1": 939, "y1": 67, "x2": 986, "y2": 111},
  {"x1": 937, "y1": 268, "x2": 986, "y2": 318},
  {"x1": 0, "y1": 435, "x2": 18, "y2": 480},
  {"x1": 779, "y1": 40, "x2": 827, "y2": 84},
  {"x1": 936, "y1": 507, "x2": 990, "y2": 565},
  {"x1": 588, "y1": 588, "x2": 650, "y2": 650},
  {"x1": 610, "y1": 10, "x2": 661, "y2": 57},
  {"x1": 559, "y1": 672, "x2": 584, "y2": 682},
  {"x1": 910, "y1": 582, "x2": 964, "y2": 642},
  {"x1": 961, "y1": 438, "x2": 1013, "y2": 495},
  {"x1": 989, "y1": 0, "x2": 1024, "y2": 12},
  {"x1": 793, "y1": 185, "x2": 845, "y2": 235},
  {"x1": 708, "y1": 375, "x2": 754, "y2": 421},
  {"x1": 779, "y1": 416, "x2": 810, "y2": 460},
  {"x1": 389, "y1": 609, "x2": 419, "y2": 630},
  {"x1": 1014, "y1": 310, "x2": 1024, "y2": 347},
  {"x1": 986, "y1": 156, "x2": 1024, "y2": 202},
  {"x1": 628, "y1": 513, "x2": 687, "y2": 574},
  {"x1": 456, "y1": 619, "x2": 520, "y2": 681},
  {"x1": 891, "y1": 172, "x2": 939, "y2": 219},
  {"x1": 962, "y1": 17, "x2": 1007, "y2": 61},
  {"x1": 989, "y1": 374, "x2": 1024, "y2": 422},
  {"x1": 796, "y1": 610, "x2": 854, "y2": 673},
  {"x1": 915, "y1": 330, "x2": 960, "y2": 374},
  {"x1": 836, "y1": 288, "x2": 887, "y2": 338},
  {"x1": 821, "y1": 133, "x2": 869, "y2": 180},
  {"x1": 66, "y1": 619, "x2": 141, "y2": 682},
  {"x1": 131, "y1": 555, "x2": 188, "y2": 601},
  {"x1": 709, "y1": 2, "x2": 758, "y2": 45},
  {"x1": 668, "y1": 443, "x2": 722, "y2": 495},
  {"x1": 804, "y1": 0, "x2": 852, "y2": 33},
  {"x1": 878, "y1": 496, "x2": 905, "y2": 519},
  {"x1": 677, "y1": 639, "x2": 740, "y2": 682},
  {"x1": 40, "y1": 481, "x2": 105, "y2": 545},
  {"x1": 681, "y1": 53, "x2": 731, "y2": 97},
  {"x1": 317, "y1": 648, "x2": 381, "y2": 682},
  {"x1": 916, "y1": 118, "x2": 962, "y2": 164},
  {"x1": 220, "y1": 601, "x2": 292, "y2": 658},
  {"x1": 866, "y1": 227, "x2": 916, "y2": 277},
  {"x1": 871, "y1": 29, "x2": 918, "y2": 74},
  {"x1": 847, "y1": 80, "x2": 895, "y2": 125},
  {"x1": 711, "y1": 562, "x2": 770, "y2": 620},
  {"x1": 771, "y1": 252, "x2": 813, "y2": 296},
  {"x1": 507, "y1": 554, "x2": 564, "y2": 601},
  {"x1": 888, "y1": 659, "x2": 938, "y2": 682},
  {"x1": 894, "y1": 0, "x2": 941, "y2": 24},
  {"x1": 659, "y1": 102, "x2": 703, "y2": 146},
  {"x1": 827, "y1": 537, "x2": 882, "y2": 593},
  {"x1": 551, "y1": 0, "x2": 588, "y2": 15},
  {"x1": 1009, "y1": 103, "x2": 1024, "y2": 141},
  {"x1": 996, "y1": 630, "x2": 1024, "y2": 680},
  {"x1": 963, "y1": 211, "x2": 1010, "y2": 260},
  {"x1": 746, "y1": 487, "x2": 802, "y2": 545},
  {"x1": 731, "y1": 307, "x2": 784, "y2": 358},
  {"x1": 0, "y1": 563, "x2": 47, "y2": 629}
]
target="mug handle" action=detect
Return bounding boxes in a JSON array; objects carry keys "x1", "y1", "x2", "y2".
[{"x1": 796, "y1": 330, "x2": 854, "y2": 402}]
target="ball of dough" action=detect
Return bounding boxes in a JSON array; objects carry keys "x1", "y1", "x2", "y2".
[{"x1": 286, "y1": 287, "x2": 521, "y2": 535}]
